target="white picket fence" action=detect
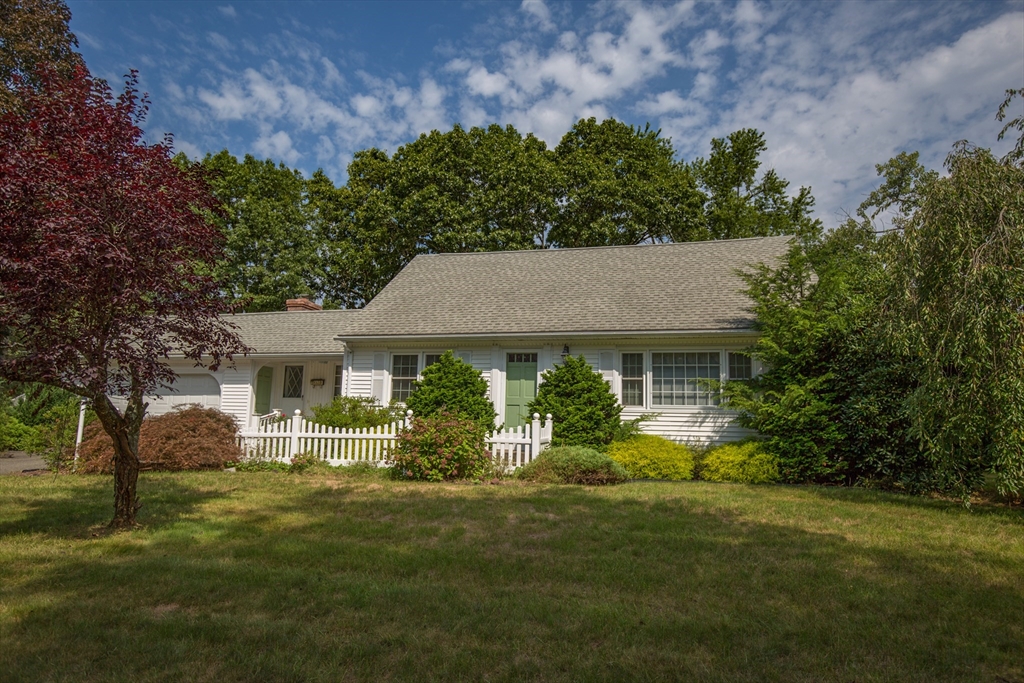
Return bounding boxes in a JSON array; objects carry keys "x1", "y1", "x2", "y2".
[{"x1": 237, "y1": 409, "x2": 553, "y2": 469}]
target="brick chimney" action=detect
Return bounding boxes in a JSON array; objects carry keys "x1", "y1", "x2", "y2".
[{"x1": 285, "y1": 297, "x2": 322, "y2": 312}]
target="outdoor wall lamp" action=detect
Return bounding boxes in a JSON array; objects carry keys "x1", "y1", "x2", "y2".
[
  {"x1": 309, "y1": 378, "x2": 325, "y2": 388},
  {"x1": 561, "y1": 345, "x2": 570, "y2": 360}
]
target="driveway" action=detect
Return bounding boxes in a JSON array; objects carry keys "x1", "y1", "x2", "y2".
[{"x1": 0, "y1": 451, "x2": 47, "y2": 474}]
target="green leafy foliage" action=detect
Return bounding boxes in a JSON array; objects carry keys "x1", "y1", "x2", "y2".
[
  {"x1": 310, "y1": 396, "x2": 402, "y2": 430},
  {"x1": 725, "y1": 223, "x2": 929, "y2": 489},
  {"x1": 551, "y1": 117, "x2": 704, "y2": 247},
  {"x1": 405, "y1": 351, "x2": 496, "y2": 430},
  {"x1": 699, "y1": 441, "x2": 780, "y2": 484},
  {"x1": 876, "y1": 141, "x2": 1024, "y2": 497},
  {"x1": 197, "y1": 150, "x2": 320, "y2": 312},
  {"x1": 527, "y1": 355, "x2": 622, "y2": 449},
  {"x1": 516, "y1": 446, "x2": 628, "y2": 485},
  {"x1": 607, "y1": 434, "x2": 694, "y2": 480},
  {"x1": 390, "y1": 411, "x2": 490, "y2": 482},
  {"x1": 0, "y1": 407, "x2": 35, "y2": 451}
]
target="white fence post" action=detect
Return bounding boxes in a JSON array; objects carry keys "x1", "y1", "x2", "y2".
[
  {"x1": 405, "y1": 409, "x2": 413, "y2": 430},
  {"x1": 289, "y1": 409, "x2": 302, "y2": 459},
  {"x1": 531, "y1": 413, "x2": 541, "y2": 457}
]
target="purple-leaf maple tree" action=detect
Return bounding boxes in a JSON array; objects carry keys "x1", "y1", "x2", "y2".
[{"x1": 0, "y1": 66, "x2": 248, "y2": 527}]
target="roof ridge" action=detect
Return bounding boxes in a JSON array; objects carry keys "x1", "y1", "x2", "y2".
[{"x1": 409, "y1": 235, "x2": 793, "y2": 258}]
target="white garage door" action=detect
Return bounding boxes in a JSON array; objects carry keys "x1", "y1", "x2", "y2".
[{"x1": 146, "y1": 374, "x2": 221, "y2": 416}]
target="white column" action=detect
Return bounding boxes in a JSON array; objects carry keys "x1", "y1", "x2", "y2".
[{"x1": 289, "y1": 409, "x2": 302, "y2": 457}]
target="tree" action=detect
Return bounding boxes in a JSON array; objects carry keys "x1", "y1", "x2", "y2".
[
  {"x1": 875, "y1": 140, "x2": 1024, "y2": 497},
  {"x1": 319, "y1": 124, "x2": 555, "y2": 307},
  {"x1": 198, "y1": 150, "x2": 319, "y2": 312},
  {"x1": 0, "y1": 67, "x2": 247, "y2": 526},
  {"x1": 527, "y1": 355, "x2": 622, "y2": 449},
  {"x1": 0, "y1": 0, "x2": 82, "y2": 113},
  {"x1": 405, "y1": 351, "x2": 496, "y2": 430},
  {"x1": 551, "y1": 117, "x2": 705, "y2": 247},
  {"x1": 691, "y1": 129, "x2": 822, "y2": 242}
]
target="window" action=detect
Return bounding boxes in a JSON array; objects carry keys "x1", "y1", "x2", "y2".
[
  {"x1": 333, "y1": 364, "x2": 344, "y2": 396},
  {"x1": 621, "y1": 353, "x2": 644, "y2": 407},
  {"x1": 728, "y1": 352, "x2": 752, "y2": 381},
  {"x1": 651, "y1": 352, "x2": 720, "y2": 406},
  {"x1": 424, "y1": 353, "x2": 443, "y2": 368},
  {"x1": 391, "y1": 354, "x2": 418, "y2": 402},
  {"x1": 284, "y1": 365, "x2": 304, "y2": 398},
  {"x1": 507, "y1": 353, "x2": 537, "y2": 363}
]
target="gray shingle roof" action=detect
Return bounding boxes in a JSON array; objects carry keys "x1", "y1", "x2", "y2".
[
  {"x1": 224, "y1": 309, "x2": 357, "y2": 354},
  {"x1": 340, "y1": 236, "x2": 792, "y2": 339}
]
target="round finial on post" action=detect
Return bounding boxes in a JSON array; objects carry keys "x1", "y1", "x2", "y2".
[
  {"x1": 546, "y1": 414, "x2": 553, "y2": 421},
  {"x1": 406, "y1": 409, "x2": 414, "y2": 417},
  {"x1": 533, "y1": 413, "x2": 540, "y2": 420},
  {"x1": 294, "y1": 409, "x2": 302, "y2": 416}
]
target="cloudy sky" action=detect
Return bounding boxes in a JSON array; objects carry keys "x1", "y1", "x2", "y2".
[{"x1": 68, "y1": 0, "x2": 1023, "y2": 226}]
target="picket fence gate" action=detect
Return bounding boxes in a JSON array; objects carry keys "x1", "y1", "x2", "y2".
[{"x1": 237, "y1": 409, "x2": 554, "y2": 470}]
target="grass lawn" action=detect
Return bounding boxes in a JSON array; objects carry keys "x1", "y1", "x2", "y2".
[{"x1": 0, "y1": 471, "x2": 1021, "y2": 683}]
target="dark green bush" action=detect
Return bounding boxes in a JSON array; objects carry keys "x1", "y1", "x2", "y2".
[
  {"x1": 0, "y1": 409, "x2": 35, "y2": 452},
  {"x1": 700, "y1": 441, "x2": 780, "y2": 484},
  {"x1": 608, "y1": 434, "x2": 694, "y2": 480},
  {"x1": 406, "y1": 351, "x2": 496, "y2": 430},
  {"x1": 517, "y1": 446, "x2": 628, "y2": 485},
  {"x1": 310, "y1": 396, "x2": 402, "y2": 429},
  {"x1": 390, "y1": 411, "x2": 490, "y2": 481},
  {"x1": 527, "y1": 355, "x2": 622, "y2": 449}
]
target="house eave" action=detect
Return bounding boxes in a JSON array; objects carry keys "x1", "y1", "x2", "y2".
[{"x1": 334, "y1": 328, "x2": 760, "y2": 344}]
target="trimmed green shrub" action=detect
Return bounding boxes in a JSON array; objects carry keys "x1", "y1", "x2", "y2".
[
  {"x1": 527, "y1": 355, "x2": 622, "y2": 449},
  {"x1": 608, "y1": 434, "x2": 694, "y2": 480},
  {"x1": 406, "y1": 351, "x2": 496, "y2": 430},
  {"x1": 310, "y1": 396, "x2": 402, "y2": 429},
  {"x1": 517, "y1": 446, "x2": 628, "y2": 485},
  {"x1": 700, "y1": 441, "x2": 780, "y2": 484},
  {"x1": 390, "y1": 410, "x2": 490, "y2": 481},
  {"x1": 0, "y1": 410, "x2": 36, "y2": 452}
]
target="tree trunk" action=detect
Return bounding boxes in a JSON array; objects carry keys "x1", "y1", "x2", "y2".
[{"x1": 93, "y1": 387, "x2": 145, "y2": 528}]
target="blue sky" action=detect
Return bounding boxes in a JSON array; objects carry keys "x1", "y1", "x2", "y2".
[{"x1": 68, "y1": 0, "x2": 1023, "y2": 226}]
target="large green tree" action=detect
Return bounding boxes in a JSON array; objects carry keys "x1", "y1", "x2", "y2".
[
  {"x1": 691, "y1": 129, "x2": 822, "y2": 242},
  {"x1": 550, "y1": 117, "x2": 704, "y2": 247},
  {"x1": 198, "y1": 150, "x2": 319, "y2": 312},
  {"x1": 874, "y1": 124, "x2": 1024, "y2": 497}
]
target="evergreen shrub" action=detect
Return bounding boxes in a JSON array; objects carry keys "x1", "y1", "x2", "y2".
[
  {"x1": 699, "y1": 441, "x2": 780, "y2": 484},
  {"x1": 517, "y1": 446, "x2": 628, "y2": 485},
  {"x1": 0, "y1": 410, "x2": 35, "y2": 451},
  {"x1": 77, "y1": 405, "x2": 241, "y2": 473},
  {"x1": 608, "y1": 434, "x2": 694, "y2": 480},
  {"x1": 310, "y1": 396, "x2": 402, "y2": 429},
  {"x1": 527, "y1": 355, "x2": 622, "y2": 449},
  {"x1": 406, "y1": 351, "x2": 496, "y2": 430},
  {"x1": 390, "y1": 410, "x2": 490, "y2": 481}
]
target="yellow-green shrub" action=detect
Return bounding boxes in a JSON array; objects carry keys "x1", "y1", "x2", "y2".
[
  {"x1": 608, "y1": 435, "x2": 694, "y2": 480},
  {"x1": 700, "y1": 441, "x2": 780, "y2": 484}
]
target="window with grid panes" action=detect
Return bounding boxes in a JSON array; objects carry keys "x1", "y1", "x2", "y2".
[
  {"x1": 390, "y1": 354, "x2": 418, "y2": 402},
  {"x1": 651, "y1": 352, "x2": 721, "y2": 405},
  {"x1": 424, "y1": 353, "x2": 442, "y2": 368},
  {"x1": 283, "y1": 365, "x2": 304, "y2": 398},
  {"x1": 621, "y1": 353, "x2": 644, "y2": 406},
  {"x1": 728, "y1": 352, "x2": 752, "y2": 381},
  {"x1": 333, "y1": 364, "x2": 344, "y2": 396}
]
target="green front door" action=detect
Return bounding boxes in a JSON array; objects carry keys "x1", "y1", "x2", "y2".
[
  {"x1": 254, "y1": 366, "x2": 273, "y2": 416},
  {"x1": 504, "y1": 353, "x2": 538, "y2": 429}
]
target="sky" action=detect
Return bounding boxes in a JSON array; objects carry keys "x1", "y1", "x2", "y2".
[{"x1": 68, "y1": 0, "x2": 1024, "y2": 227}]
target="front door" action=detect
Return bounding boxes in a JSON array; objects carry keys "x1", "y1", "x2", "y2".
[
  {"x1": 504, "y1": 353, "x2": 537, "y2": 429},
  {"x1": 254, "y1": 366, "x2": 273, "y2": 416}
]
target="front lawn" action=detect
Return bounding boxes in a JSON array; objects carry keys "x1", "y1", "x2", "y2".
[{"x1": 0, "y1": 472, "x2": 1021, "y2": 682}]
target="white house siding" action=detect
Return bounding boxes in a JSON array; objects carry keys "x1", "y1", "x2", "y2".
[
  {"x1": 219, "y1": 361, "x2": 252, "y2": 427},
  {"x1": 339, "y1": 336, "x2": 759, "y2": 444}
]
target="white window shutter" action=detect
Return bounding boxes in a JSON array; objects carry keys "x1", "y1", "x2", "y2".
[
  {"x1": 371, "y1": 352, "x2": 386, "y2": 402},
  {"x1": 456, "y1": 350, "x2": 473, "y2": 364}
]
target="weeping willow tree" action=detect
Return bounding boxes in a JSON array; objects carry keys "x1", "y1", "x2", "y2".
[{"x1": 876, "y1": 88, "x2": 1024, "y2": 498}]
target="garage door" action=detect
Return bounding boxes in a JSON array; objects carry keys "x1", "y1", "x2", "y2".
[{"x1": 146, "y1": 374, "x2": 221, "y2": 416}]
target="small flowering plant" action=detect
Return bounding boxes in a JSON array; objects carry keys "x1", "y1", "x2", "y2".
[{"x1": 390, "y1": 410, "x2": 490, "y2": 481}]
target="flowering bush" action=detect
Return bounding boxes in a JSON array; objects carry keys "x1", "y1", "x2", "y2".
[{"x1": 390, "y1": 411, "x2": 490, "y2": 481}]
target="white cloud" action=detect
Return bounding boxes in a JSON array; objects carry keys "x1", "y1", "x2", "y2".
[
  {"x1": 253, "y1": 130, "x2": 300, "y2": 165},
  {"x1": 521, "y1": 0, "x2": 556, "y2": 33},
  {"x1": 207, "y1": 32, "x2": 232, "y2": 52},
  {"x1": 218, "y1": 5, "x2": 237, "y2": 18}
]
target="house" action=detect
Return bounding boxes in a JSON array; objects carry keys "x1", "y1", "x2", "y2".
[{"x1": 151, "y1": 235, "x2": 791, "y2": 444}]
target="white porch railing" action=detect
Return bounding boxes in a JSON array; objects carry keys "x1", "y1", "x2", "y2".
[{"x1": 236, "y1": 410, "x2": 554, "y2": 469}]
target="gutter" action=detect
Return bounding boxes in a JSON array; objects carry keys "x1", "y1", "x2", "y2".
[{"x1": 333, "y1": 329, "x2": 759, "y2": 343}]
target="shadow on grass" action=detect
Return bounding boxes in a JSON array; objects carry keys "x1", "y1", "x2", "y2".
[{"x1": 1, "y1": 475, "x2": 1022, "y2": 683}]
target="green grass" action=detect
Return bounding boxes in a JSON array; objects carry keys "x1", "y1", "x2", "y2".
[{"x1": 0, "y1": 471, "x2": 1021, "y2": 683}]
